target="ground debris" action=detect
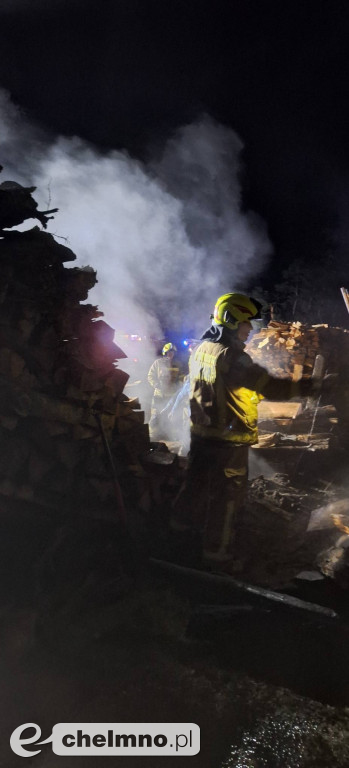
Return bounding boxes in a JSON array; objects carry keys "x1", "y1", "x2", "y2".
[
  {"x1": 223, "y1": 705, "x2": 349, "y2": 768},
  {"x1": 236, "y1": 473, "x2": 348, "y2": 588}
]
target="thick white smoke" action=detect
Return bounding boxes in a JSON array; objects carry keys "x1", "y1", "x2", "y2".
[
  {"x1": 0, "y1": 89, "x2": 272, "y2": 441},
  {"x1": 0, "y1": 90, "x2": 271, "y2": 337}
]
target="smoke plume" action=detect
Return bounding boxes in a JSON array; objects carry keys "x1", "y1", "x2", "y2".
[
  {"x1": 1, "y1": 89, "x2": 272, "y2": 442},
  {"x1": 0, "y1": 90, "x2": 271, "y2": 338}
]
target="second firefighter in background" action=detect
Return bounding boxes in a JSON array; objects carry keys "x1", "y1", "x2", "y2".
[{"x1": 147, "y1": 342, "x2": 180, "y2": 439}]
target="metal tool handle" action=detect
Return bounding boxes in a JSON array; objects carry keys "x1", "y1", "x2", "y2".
[{"x1": 340, "y1": 287, "x2": 349, "y2": 314}]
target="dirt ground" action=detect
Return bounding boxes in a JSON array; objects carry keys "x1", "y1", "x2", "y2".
[
  {"x1": 1, "y1": 573, "x2": 348, "y2": 768},
  {"x1": 2, "y1": 446, "x2": 349, "y2": 768}
]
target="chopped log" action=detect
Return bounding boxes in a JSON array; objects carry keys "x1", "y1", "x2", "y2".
[
  {"x1": 0, "y1": 173, "x2": 162, "y2": 533},
  {"x1": 61, "y1": 266, "x2": 97, "y2": 300},
  {"x1": 247, "y1": 321, "x2": 349, "y2": 381},
  {"x1": 0, "y1": 181, "x2": 58, "y2": 230},
  {"x1": 307, "y1": 499, "x2": 349, "y2": 531},
  {"x1": 0, "y1": 226, "x2": 76, "y2": 265},
  {"x1": 317, "y1": 545, "x2": 349, "y2": 588}
]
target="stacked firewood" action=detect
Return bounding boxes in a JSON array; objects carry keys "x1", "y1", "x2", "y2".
[
  {"x1": 0, "y1": 177, "x2": 150, "y2": 519},
  {"x1": 246, "y1": 321, "x2": 349, "y2": 379}
]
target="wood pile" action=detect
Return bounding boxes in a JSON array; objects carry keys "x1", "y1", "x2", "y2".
[
  {"x1": 246, "y1": 320, "x2": 349, "y2": 379},
  {"x1": 316, "y1": 539, "x2": 349, "y2": 588},
  {"x1": 0, "y1": 175, "x2": 151, "y2": 520}
]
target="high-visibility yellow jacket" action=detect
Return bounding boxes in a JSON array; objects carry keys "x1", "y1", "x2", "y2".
[
  {"x1": 189, "y1": 337, "x2": 311, "y2": 445},
  {"x1": 147, "y1": 357, "x2": 180, "y2": 399}
]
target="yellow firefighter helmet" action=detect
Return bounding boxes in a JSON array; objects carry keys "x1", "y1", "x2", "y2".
[
  {"x1": 162, "y1": 342, "x2": 177, "y2": 356},
  {"x1": 213, "y1": 293, "x2": 262, "y2": 331}
]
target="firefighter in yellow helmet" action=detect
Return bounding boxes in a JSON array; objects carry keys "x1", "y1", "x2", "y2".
[
  {"x1": 171, "y1": 292, "x2": 319, "y2": 573},
  {"x1": 147, "y1": 342, "x2": 180, "y2": 439}
]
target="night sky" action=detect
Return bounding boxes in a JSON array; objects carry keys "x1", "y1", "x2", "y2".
[{"x1": 1, "y1": 0, "x2": 349, "y2": 313}]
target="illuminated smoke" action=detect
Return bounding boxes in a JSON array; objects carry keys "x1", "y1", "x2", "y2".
[
  {"x1": 1, "y1": 90, "x2": 271, "y2": 336},
  {"x1": 249, "y1": 451, "x2": 276, "y2": 479},
  {"x1": 0, "y1": 89, "x2": 272, "y2": 433}
]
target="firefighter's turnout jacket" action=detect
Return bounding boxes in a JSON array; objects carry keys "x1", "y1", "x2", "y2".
[
  {"x1": 189, "y1": 336, "x2": 311, "y2": 445},
  {"x1": 147, "y1": 356, "x2": 180, "y2": 399},
  {"x1": 172, "y1": 329, "x2": 313, "y2": 567}
]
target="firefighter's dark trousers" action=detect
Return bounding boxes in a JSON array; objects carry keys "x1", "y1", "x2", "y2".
[{"x1": 172, "y1": 436, "x2": 249, "y2": 564}]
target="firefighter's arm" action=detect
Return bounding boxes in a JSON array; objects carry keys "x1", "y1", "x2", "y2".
[
  {"x1": 232, "y1": 352, "x2": 314, "y2": 400},
  {"x1": 259, "y1": 370, "x2": 338, "y2": 400},
  {"x1": 257, "y1": 372, "x2": 313, "y2": 400}
]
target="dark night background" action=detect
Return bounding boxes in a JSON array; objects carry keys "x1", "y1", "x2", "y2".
[
  {"x1": 1, "y1": 0, "x2": 349, "y2": 324},
  {"x1": 1, "y1": 8, "x2": 349, "y2": 765}
]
